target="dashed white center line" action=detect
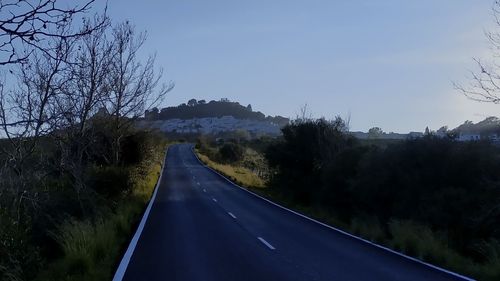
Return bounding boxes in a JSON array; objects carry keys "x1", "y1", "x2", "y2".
[
  {"x1": 197, "y1": 182, "x2": 200, "y2": 186},
  {"x1": 203, "y1": 189, "x2": 207, "y2": 193},
  {"x1": 212, "y1": 198, "x2": 217, "y2": 202},
  {"x1": 228, "y1": 212, "x2": 236, "y2": 219},
  {"x1": 258, "y1": 237, "x2": 275, "y2": 250}
]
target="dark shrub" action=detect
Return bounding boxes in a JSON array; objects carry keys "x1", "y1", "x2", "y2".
[
  {"x1": 219, "y1": 143, "x2": 244, "y2": 163},
  {"x1": 265, "y1": 118, "x2": 500, "y2": 267},
  {"x1": 87, "y1": 166, "x2": 131, "y2": 198}
]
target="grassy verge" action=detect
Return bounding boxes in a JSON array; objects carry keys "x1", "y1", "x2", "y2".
[
  {"x1": 196, "y1": 149, "x2": 499, "y2": 281},
  {"x1": 37, "y1": 150, "x2": 166, "y2": 281},
  {"x1": 196, "y1": 150, "x2": 265, "y2": 188}
]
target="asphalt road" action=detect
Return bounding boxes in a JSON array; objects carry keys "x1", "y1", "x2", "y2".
[{"x1": 118, "y1": 143, "x2": 472, "y2": 281}]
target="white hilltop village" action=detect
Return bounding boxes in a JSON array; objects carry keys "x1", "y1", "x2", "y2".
[
  {"x1": 136, "y1": 99, "x2": 289, "y2": 137},
  {"x1": 138, "y1": 115, "x2": 283, "y2": 136}
]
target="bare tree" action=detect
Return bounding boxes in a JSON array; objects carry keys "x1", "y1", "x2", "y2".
[
  {"x1": 0, "y1": 35, "x2": 72, "y2": 177},
  {"x1": 0, "y1": 35, "x2": 75, "y2": 259},
  {"x1": 49, "y1": 16, "x2": 112, "y2": 206},
  {"x1": 0, "y1": 17, "x2": 173, "y2": 213},
  {"x1": 105, "y1": 22, "x2": 173, "y2": 163},
  {"x1": 456, "y1": 2, "x2": 500, "y2": 103},
  {"x1": 55, "y1": 16, "x2": 111, "y2": 137},
  {"x1": 0, "y1": 2, "x2": 107, "y2": 232},
  {"x1": 0, "y1": 0, "x2": 105, "y2": 65},
  {"x1": 295, "y1": 103, "x2": 314, "y2": 124}
]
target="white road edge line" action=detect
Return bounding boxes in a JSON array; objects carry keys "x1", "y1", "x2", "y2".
[
  {"x1": 212, "y1": 198, "x2": 218, "y2": 202},
  {"x1": 228, "y1": 212, "x2": 237, "y2": 219},
  {"x1": 112, "y1": 149, "x2": 169, "y2": 281},
  {"x1": 258, "y1": 237, "x2": 275, "y2": 250},
  {"x1": 191, "y1": 147, "x2": 475, "y2": 281}
]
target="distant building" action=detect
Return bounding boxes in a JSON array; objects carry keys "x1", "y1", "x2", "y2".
[
  {"x1": 489, "y1": 133, "x2": 499, "y2": 142},
  {"x1": 350, "y1": 131, "x2": 423, "y2": 140},
  {"x1": 407, "y1": 132, "x2": 424, "y2": 139},
  {"x1": 457, "y1": 132, "x2": 481, "y2": 141}
]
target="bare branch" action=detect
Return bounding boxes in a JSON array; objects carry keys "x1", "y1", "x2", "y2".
[
  {"x1": 456, "y1": 2, "x2": 500, "y2": 105},
  {"x1": 0, "y1": 0, "x2": 107, "y2": 65}
]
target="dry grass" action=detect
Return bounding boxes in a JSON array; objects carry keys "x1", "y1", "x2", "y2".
[{"x1": 196, "y1": 151, "x2": 265, "y2": 188}]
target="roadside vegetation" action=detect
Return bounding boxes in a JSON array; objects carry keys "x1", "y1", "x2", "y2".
[
  {"x1": 196, "y1": 139, "x2": 266, "y2": 188},
  {"x1": 1, "y1": 120, "x2": 168, "y2": 281},
  {"x1": 36, "y1": 137, "x2": 166, "y2": 281},
  {"x1": 197, "y1": 118, "x2": 500, "y2": 281},
  {"x1": 0, "y1": 1, "x2": 172, "y2": 280}
]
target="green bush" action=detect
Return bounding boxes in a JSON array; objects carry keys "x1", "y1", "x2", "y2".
[
  {"x1": 87, "y1": 166, "x2": 131, "y2": 199},
  {"x1": 218, "y1": 143, "x2": 244, "y2": 163}
]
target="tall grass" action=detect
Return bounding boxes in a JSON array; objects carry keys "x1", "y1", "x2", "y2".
[
  {"x1": 388, "y1": 220, "x2": 468, "y2": 268},
  {"x1": 350, "y1": 216, "x2": 386, "y2": 244},
  {"x1": 387, "y1": 220, "x2": 500, "y2": 281},
  {"x1": 37, "y1": 161, "x2": 162, "y2": 281}
]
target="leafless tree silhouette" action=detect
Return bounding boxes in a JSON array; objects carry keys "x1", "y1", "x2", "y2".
[
  {"x1": 456, "y1": 1, "x2": 500, "y2": 104},
  {"x1": 0, "y1": 0, "x2": 105, "y2": 65},
  {"x1": 105, "y1": 22, "x2": 174, "y2": 163}
]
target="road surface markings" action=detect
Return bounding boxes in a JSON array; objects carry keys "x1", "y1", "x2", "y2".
[
  {"x1": 228, "y1": 212, "x2": 236, "y2": 219},
  {"x1": 212, "y1": 198, "x2": 218, "y2": 202},
  {"x1": 197, "y1": 182, "x2": 200, "y2": 186},
  {"x1": 257, "y1": 237, "x2": 275, "y2": 250},
  {"x1": 203, "y1": 189, "x2": 207, "y2": 193}
]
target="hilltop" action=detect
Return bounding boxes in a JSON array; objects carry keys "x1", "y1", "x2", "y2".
[
  {"x1": 144, "y1": 98, "x2": 289, "y2": 126},
  {"x1": 140, "y1": 99, "x2": 290, "y2": 137}
]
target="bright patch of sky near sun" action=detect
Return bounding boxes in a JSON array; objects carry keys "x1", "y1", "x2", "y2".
[{"x1": 97, "y1": 0, "x2": 498, "y2": 132}]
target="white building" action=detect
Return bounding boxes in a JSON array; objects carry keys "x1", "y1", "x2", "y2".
[{"x1": 458, "y1": 132, "x2": 481, "y2": 141}]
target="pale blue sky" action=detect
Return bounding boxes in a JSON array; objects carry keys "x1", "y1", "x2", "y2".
[{"x1": 99, "y1": 0, "x2": 498, "y2": 132}]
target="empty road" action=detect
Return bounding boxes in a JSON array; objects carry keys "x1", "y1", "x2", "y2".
[{"x1": 116, "y1": 143, "x2": 472, "y2": 281}]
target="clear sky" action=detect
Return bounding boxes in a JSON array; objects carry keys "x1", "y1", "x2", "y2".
[{"x1": 98, "y1": 0, "x2": 499, "y2": 132}]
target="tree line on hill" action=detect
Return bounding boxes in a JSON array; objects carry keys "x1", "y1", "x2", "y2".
[
  {"x1": 453, "y1": 117, "x2": 500, "y2": 136},
  {"x1": 144, "y1": 98, "x2": 289, "y2": 126}
]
